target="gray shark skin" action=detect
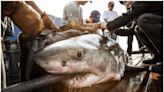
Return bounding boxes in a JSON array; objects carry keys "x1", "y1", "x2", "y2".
[{"x1": 34, "y1": 33, "x2": 128, "y2": 88}]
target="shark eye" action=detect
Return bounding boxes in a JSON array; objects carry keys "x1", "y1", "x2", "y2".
[
  {"x1": 77, "y1": 51, "x2": 82, "y2": 58},
  {"x1": 76, "y1": 49, "x2": 85, "y2": 59}
]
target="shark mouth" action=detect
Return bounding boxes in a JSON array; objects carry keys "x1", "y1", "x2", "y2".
[{"x1": 63, "y1": 72, "x2": 121, "y2": 88}]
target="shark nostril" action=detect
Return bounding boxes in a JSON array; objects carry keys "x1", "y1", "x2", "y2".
[
  {"x1": 77, "y1": 51, "x2": 82, "y2": 58},
  {"x1": 62, "y1": 60, "x2": 66, "y2": 67}
]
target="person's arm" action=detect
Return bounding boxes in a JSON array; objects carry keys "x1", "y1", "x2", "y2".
[
  {"x1": 106, "y1": 2, "x2": 151, "y2": 31},
  {"x1": 25, "y1": 1, "x2": 43, "y2": 15},
  {"x1": 26, "y1": 1, "x2": 61, "y2": 32},
  {"x1": 76, "y1": 24, "x2": 93, "y2": 32},
  {"x1": 71, "y1": 23, "x2": 99, "y2": 33},
  {"x1": 115, "y1": 28, "x2": 135, "y2": 36},
  {"x1": 82, "y1": 23, "x2": 97, "y2": 27}
]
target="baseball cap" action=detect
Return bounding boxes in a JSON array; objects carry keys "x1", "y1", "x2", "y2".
[{"x1": 91, "y1": 10, "x2": 100, "y2": 22}]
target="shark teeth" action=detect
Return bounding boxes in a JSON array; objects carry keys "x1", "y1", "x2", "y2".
[{"x1": 64, "y1": 73, "x2": 91, "y2": 86}]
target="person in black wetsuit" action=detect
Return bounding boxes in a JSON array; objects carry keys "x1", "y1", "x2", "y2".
[{"x1": 100, "y1": 1, "x2": 163, "y2": 73}]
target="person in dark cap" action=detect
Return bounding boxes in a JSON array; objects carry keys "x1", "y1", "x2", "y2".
[
  {"x1": 91, "y1": 10, "x2": 101, "y2": 22},
  {"x1": 86, "y1": 10, "x2": 101, "y2": 23},
  {"x1": 117, "y1": 1, "x2": 144, "y2": 59}
]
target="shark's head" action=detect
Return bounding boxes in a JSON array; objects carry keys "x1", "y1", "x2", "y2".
[{"x1": 34, "y1": 34, "x2": 127, "y2": 88}]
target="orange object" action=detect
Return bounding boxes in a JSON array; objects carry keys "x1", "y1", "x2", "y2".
[{"x1": 11, "y1": 1, "x2": 45, "y2": 39}]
